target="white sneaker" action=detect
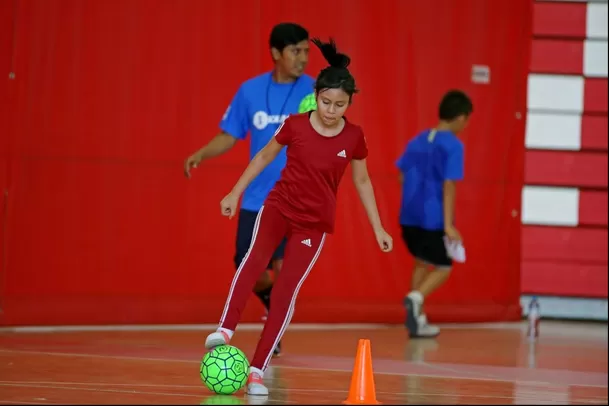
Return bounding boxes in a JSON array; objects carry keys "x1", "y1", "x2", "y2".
[
  {"x1": 246, "y1": 372, "x2": 269, "y2": 396},
  {"x1": 412, "y1": 314, "x2": 440, "y2": 338},
  {"x1": 204, "y1": 331, "x2": 230, "y2": 349}
]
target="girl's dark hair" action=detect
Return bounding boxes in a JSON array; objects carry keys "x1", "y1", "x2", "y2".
[{"x1": 311, "y1": 38, "x2": 358, "y2": 99}]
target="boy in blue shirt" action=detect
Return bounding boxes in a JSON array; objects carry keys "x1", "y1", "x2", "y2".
[
  {"x1": 396, "y1": 90, "x2": 473, "y2": 338},
  {"x1": 184, "y1": 23, "x2": 316, "y2": 356}
]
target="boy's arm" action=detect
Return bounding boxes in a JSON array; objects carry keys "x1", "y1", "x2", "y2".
[
  {"x1": 443, "y1": 142, "x2": 465, "y2": 241},
  {"x1": 443, "y1": 181, "x2": 457, "y2": 230}
]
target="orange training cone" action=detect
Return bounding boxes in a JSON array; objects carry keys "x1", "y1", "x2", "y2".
[{"x1": 343, "y1": 339, "x2": 381, "y2": 405}]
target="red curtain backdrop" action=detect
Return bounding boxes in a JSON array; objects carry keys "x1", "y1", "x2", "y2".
[{"x1": 0, "y1": 0, "x2": 531, "y2": 325}]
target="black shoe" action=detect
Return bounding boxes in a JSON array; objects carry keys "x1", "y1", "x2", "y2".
[{"x1": 403, "y1": 297, "x2": 419, "y2": 337}]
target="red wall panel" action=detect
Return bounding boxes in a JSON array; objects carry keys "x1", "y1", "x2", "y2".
[
  {"x1": 523, "y1": 1, "x2": 608, "y2": 303},
  {"x1": 581, "y1": 115, "x2": 608, "y2": 151},
  {"x1": 522, "y1": 226, "x2": 608, "y2": 263},
  {"x1": 521, "y1": 262, "x2": 608, "y2": 297},
  {"x1": 530, "y1": 39, "x2": 583, "y2": 74},
  {"x1": 0, "y1": 0, "x2": 531, "y2": 325},
  {"x1": 525, "y1": 150, "x2": 608, "y2": 188},
  {"x1": 579, "y1": 190, "x2": 609, "y2": 227},
  {"x1": 585, "y1": 78, "x2": 609, "y2": 114},
  {"x1": 532, "y1": 2, "x2": 587, "y2": 38}
]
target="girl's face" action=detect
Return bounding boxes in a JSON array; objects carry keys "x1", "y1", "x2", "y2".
[{"x1": 316, "y1": 88, "x2": 350, "y2": 127}]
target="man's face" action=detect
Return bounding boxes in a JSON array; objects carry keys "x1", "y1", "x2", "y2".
[{"x1": 273, "y1": 40, "x2": 310, "y2": 79}]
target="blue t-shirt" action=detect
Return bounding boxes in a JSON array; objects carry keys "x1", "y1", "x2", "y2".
[
  {"x1": 220, "y1": 72, "x2": 315, "y2": 212},
  {"x1": 396, "y1": 129, "x2": 464, "y2": 230}
]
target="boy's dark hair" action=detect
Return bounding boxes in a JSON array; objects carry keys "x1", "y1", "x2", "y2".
[
  {"x1": 439, "y1": 90, "x2": 473, "y2": 121},
  {"x1": 311, "y1": 38, "x2": 358, "y2": 99},
  {"x1": 269, "y1": 23, "x2": 309, "y2": 52}
]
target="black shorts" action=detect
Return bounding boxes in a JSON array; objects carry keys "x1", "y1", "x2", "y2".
[
  {"x1": 401, "y1": 225, "x2": 452, "y2": 268},
  {"x1": 235, "y1": 209, "x2": 287, "y2": 270}
]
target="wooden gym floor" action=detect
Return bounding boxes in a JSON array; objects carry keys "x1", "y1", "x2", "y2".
[{"x1": 0, "y1": 320, "x2": 606, "y2": 404}]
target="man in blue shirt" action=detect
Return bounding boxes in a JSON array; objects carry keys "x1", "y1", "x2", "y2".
[
  {"x1": 184, "y1": 23, "x2": 316, "y2": 356},
  {"x1": 396, "y1": 90, "x2": 473, "y2": 339}
]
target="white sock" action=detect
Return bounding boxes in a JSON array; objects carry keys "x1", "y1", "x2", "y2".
[
  {"x1": 408, "y1": 290, "x2": 424, "y2": 305},
  {"x1": 249, "y1": 366, "x2": 264, "y2": 378},
  {"x1": 217, "y1": 327, "x2": 234, "y2": 340}
]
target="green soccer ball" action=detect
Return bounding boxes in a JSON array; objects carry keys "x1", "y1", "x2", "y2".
[
  {"x1": 298, "y1": 92, "x2": 317, "y2": 113},
  {"x1": 200, "y1": 345, "x2": 249, "y2": 395},
  {"x1": 200, "y1": 395, "x2": 245, "y2": 405}
]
